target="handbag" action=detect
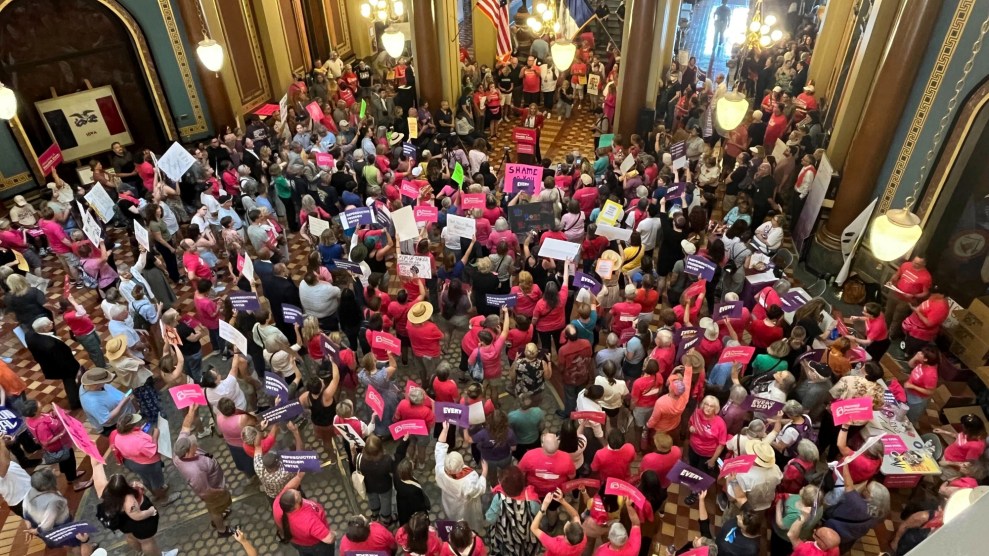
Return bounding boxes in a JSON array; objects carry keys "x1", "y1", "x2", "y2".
[
  {"x1": 351, "y1": 453, "x2": 367, "y2": 500},
  {"x1": 42, "y1": 446, "x2": 72, "y2": 464}
]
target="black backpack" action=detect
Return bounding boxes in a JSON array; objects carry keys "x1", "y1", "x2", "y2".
[{"x1": 96, "y1": 503, "x2": 121, "y2": 531}]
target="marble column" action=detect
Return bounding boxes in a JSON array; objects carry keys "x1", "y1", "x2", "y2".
[
  {"x1": 411, "y1": 0, "x2": 443, "y2": 109},
  {"x1": 616, "y1": 0, "x2": 661, "y2": 135}
]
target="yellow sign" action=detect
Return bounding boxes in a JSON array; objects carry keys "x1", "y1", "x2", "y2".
[
  {"x1": 578, "y1": 76, "x2": 588, "y2": 86},
  {"x1": 598, "y1": 199, "x2": 623, "y2": 226},
  {"x1": 408, "y1": 117, "x2": 419, "y2": 139},
  {"x1": 13, "y1": 250, "x2": 29, "y2": 272}
]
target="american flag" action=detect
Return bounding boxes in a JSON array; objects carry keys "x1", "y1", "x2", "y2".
[
  {"x1": 477, "y1": 0, "x2": 512, "y2": 60},
  {"x1": 403, "y1": 142, "x2": 417, "y2": 159}
]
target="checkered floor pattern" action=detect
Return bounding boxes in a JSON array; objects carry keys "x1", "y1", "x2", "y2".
[{"x1": 0, "y1": 103, "x2": 899, "y2": 556}]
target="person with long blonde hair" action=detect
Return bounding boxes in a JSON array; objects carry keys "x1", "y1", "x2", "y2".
[{"x1": 510, "y1": 270, "x2": 543, "y2": 319}]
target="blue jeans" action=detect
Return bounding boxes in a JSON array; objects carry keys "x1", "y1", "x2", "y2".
[
  {"x1": 208, "y1": 327, "x2": 225, "y2": 355},
  {"x1": 906, "y1": 391, "x2": 930, "y2": 424},
  {"x1": 184, "y1": 351, "x2": 204, "y2": 384},
  {"x1": 367, "y1": 488, "x2": 393, "y2": 517},
  {"x1": 563, "y1": 384, "x2": 581, "y2": 416}
]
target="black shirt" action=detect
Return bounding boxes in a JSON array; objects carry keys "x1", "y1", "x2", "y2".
[
  {"x1": 498, "y1": 75, "x2": 514, "y2": 93},
  {"x1": 437, "y1": 108, "x2": 454, "y2": 132},
  {"x1": 356, "y1": 67, "x2": 373, "y2": 87},
  {"x1": 176, "y1": 322, "x2": 201, "y2": 356}
]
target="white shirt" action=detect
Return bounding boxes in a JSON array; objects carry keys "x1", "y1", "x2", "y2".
[
  {"x1": 636, "y1": 217, "x2": 662, "y2": 250},
  {"x1": 576, "y1": 390, "x2": 605, "y2": 438},
  {"x1": 200, "y1": 193, "x2": 221, "y2": 226},
  {"x1": 0, "y1": 460, "x2": 31, "y2": 506},
  {"x1": 468, "y1": 150, "x2": 488, "y2": 176},
  {"x1": 323, "y1": 58, "x2": 344, "y2": 79},
  {"x1": 594, "y1": 375, "x2": 629, "y2": 410},
  {"x1": 755, "y1": 221, "x2": 784, "y2": 251},
  {"x1": 206, "y1": 373, "x2": 247, "y2": 412},
  {"x1": 102, "y1": 300, "x2": 134, "y2": 329},
  {"x1": 160, "y1": 202, "x2": 180, "y2": 236},
  {"x1": 434, "y1": 442, "x2": 487, "y2": 530},
  {"x1": 540, "y1": 67, "x2": 559, "y2": 93}
]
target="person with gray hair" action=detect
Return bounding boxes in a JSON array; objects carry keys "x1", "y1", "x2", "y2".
[
  {"x1": 23, "y1": 467, "x2": 97, "y2": 554},
  {"x1": 772, "y1": 400, "x2": 812, "y2": 465},
  {"x1": 595, "y1": 332, "x2": 624, "y2": 377},
  {"x1": 253, "y1": 420, "x2": 304, "y2": 501},
  {"x1": 598, "y1": 501, "x2": 642, "y2": 555},
  {"x1": 824, "y1": 462, "x2": 890, "y2": 553},
  {"x1": 26, "y1": 316, "x2": 83, "y2": 409},
  {"x1": 435, "y1": 422, "x2": 487, "y2": 531},
  {"x1": 171, "y1": 404, "x2": 235, "y2": 536}
]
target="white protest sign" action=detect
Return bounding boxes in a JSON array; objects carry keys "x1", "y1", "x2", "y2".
[
  {"x1": 773, "y1": 138, "x2": 787, "y2": 161},
  {"x1": 596, "y1": 224, "x2": 633, "y2": 242},
  {"x1": 241, "y1": 255, "x2": 255, "y2": 284},
  {"x1": 619, "y1": 155, "x2": 636, "y2": 175},
  {"x1": 398, "y1": 254, "x2": 432, "y2": 279},
  {"x1": 218, "y1": 320, "x2": 248, "y2": 355},
  {"x1": 392, "y1": 205, "x2": 419, "y2": 242},
  {"x1": 308, "y1": 215, "x2": 330, "y2": 239},
  {"x1": 540, "y1": 238, "x2": 581, "y2": 261},
  {"x1": 156, "y1": 415, "x2": 172, "y2": 459},
  {"x1": 279, "y1": 94, "x2": 289, "y2": 126},
  {"x1": 156, "y1": 142, "x2": 197, "y2": 182},
  {"x1": 134, "y1": 220, "x2": 150, "y2": 251},
  {"x1": 80, "y1": 208, "x2": 103, "y2": 247},
  {"x1": 446, "y1": 214, "x2": 476, "y2": 239},
  {"x1": 84, "y1": 185, "x2": 116, "y2": 223}
]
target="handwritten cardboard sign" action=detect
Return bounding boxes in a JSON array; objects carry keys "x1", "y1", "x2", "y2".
[
  {"x1": 397, "y1": 254, "x2": 432, "y2": 279},
  {"x1": 169, "y1": 384, "x2": 207, "y2": 409},
  {"x1": 260, "y1": 401, "x2": 304, "y2": 424},
  {"x1": 718, "y1": 455, "x2": 757, "y2": 478},
  {"x1": 389, "y1": 419, "x2": 429, "y2": 440},
  {"x1": 666, "y1": 460, "x2": 715, "y2": 492},
  {"x1": 371, "y1": 331, "x2": 402, "y2": 355},
  {"x1": 831, "y1": 397, "x2": 874, "y2": 425},
  {"x1": 434, "y1": 402, "x2": 470, "y2": 428},
  {"x1": 504, "y1": 163, "x2": 542, "y2": 193},
  {"x1": 603, "y1": 478, "x2": 646, "y2": 507},
  {"x1": 365, "y1": 385, "x2": 385, "y2": 418},
  {"x1": 571, "y1": 411, "x2": 607, "y2": 424},
  {"x1": 280, "y1": 451, "x2": 323, "y2": 472}
]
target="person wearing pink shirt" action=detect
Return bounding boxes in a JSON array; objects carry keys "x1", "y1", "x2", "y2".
[
  {"x1": 407, "y1": 300, "x2": 444, "y2": 385},
  {"x1": 487, "y1": 218, "x2": 520, "y2": 257},
  {"x1": 609, "y1": 285, "x2": 641, "y2": 341},
  {"x1": 468, "y1": 306, "x2": 510, "y2": 385},
  {"x1": 590, "y1": 430, "x2": 636, "y2": 483},
  {"x1": 532, "y1": 265, "x2": 570, "y2": 351},
  {"x1": 338, "y1": 515, "x2": 397, "y2": 554},
  {"x1": 647, "y1": 351, "x2": 699, "y2": 445},
  {"x1": 506, "y1": 315, "x2": 534, "y2": 362},
  {"x1": 511, "y1": 271, "x2": 543, "y2": 318},
  {"x1": 38, "y1": 207, "x2": 81, "y2": 284},
  {"x1": 110, "y1": 413, "x2": 172, "y2": 503},
  {"x1": 686, "y1": 395, "x2": 728, "y2": 482},
  {"x1": 901, "y1": 292, "x2": 949, "y2": 355},
  {"x1": 460, "y1": 314, "x2": 495, "y2": 377}
]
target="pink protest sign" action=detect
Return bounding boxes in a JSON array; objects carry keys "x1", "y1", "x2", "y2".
[
  {"x1": 365, "y1": 385, "x2": 385, "y2": 418},
  {"x1": 563, "y1": 478, "x2": 601, "y2": 491},
  {"x1": 389, "y1": 419, "x2": 429, "y2": 439},
  {"x1": 438, "y1": 185, "x2": 456, "y2": 197},
  {"x1": 39, "y1": 143, "x2": 63, "y2": 176},
  {"x1": 254, "y1": 103, "x2": 281, "y2": 116},
  {"x1": 571, "y1": 411, "x2": 607, "y2": 424},
  {"x1": 504, "y1": 163, "x2": 543, "y2": 193},
  {"x1": 718, "y1": 455, "x2": 756, "y2": 478},
  {"x1": 603, "y1": 478, "x2": 645, "y2": 507},
  {"x1": 462, "y1": 193, "x2": 486, "y2": 210},
  {"x1": 414, "y1": 205, "x2": 438, "y2": 223},
  {"x1": 371, "y1": 331, "x2": 402, "y2": 355},
  {"x1": 682, "y1": 547, "x2": 711, "y2": 556},
  {"x1": 314, "y1": 152, "x2": 333, "y2": 168},
  {"x1": 169, "y1": 384, "x2": 207, "y2": 409},
  {"x1": 306, "y1": 101, "x2": 325, "y2": 123},
  {"x1": 881, "y1": 434, "x2": 908, "y2": 454},
  {"x1": 718, "y1": 346, "x2": 756, "y2": 365},
  {"x1": 401, "y1": 180, "x2": 421, "y2": 198},
  {"x1": 53, "y1": 405, "x2": 105, "y2": 464},
  {"x1": 831, "y1": 397, "x2": 874, "y2": 425}
]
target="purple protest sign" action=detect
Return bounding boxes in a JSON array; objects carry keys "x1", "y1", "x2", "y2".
[
  {"x1": 666, "y1": 460, "x2": 715, "y2": 493},
  {"x1": 229, "y1": 291, "x2": 261, "y2": 311},
  {"x1": 574, "y1": 271, "x2": 603, "y2": 295},
  {"x1": 780, "y1": 290, "x2": 811, "y2": 312},
  {"x1": 684, "y1": 255, "x2": 716, "y2": 281},
  {"x1": 675, "y1": 326, "x2": 701, "y2": 359},
  {"x1": 261, "y1": 401, "x2": 304, "y2": 424},
  {"x1": 435, "y1": 520, "x2": 456, "y2": 541},
  {"x1": 280, "y1": 451, "x2": 323, "y2": 472},
  {"x1": 743, "y1": 395, "x2": 784, "y2": 415},
  {"x1": 333, "y1": 259, "x2": 364, "y2": 274},
  {"x1": 265, "y1": 373, "x2": 290, "y2": 402},
  {"x1": 434, "y1": 402, "x2": 470, "y2": 427},
  {"x1": 485, "y1": 294, "x2": 517, "y2": 308},
  {"x1": 282, "y1": 303, "x2": 305, "y2": 325},
  {"x1": 41, "y1": 522, "x2": 98, "y2": 547},
  {"x1": 663, "y1": 182, "x2": 686, "y2": 201},
  {"x1": 713, "y1": 301, "x2": 742, "y2": 319},
  {"x1": 342, "y1": 207, "x2": 374, "y2": 229}
]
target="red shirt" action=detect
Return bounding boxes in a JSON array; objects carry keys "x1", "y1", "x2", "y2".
[
  {"x1": 461, "y1": 316, "x2": 488, "y2": 354},
  {"x1": 610, "y1": 301, "x2": 642, "y2": 336},
  {"x1": 902, "y1": 297, "x2": 949, "y2": 341},
  {"x1": 394, "y1": 398, "x2": 435, "y2": 428},
  {"x1": 183, "y1": 252, "x2": 213, "y2": 281},
  {"x1": 538, "y1": 531, "x2": 587, "y2": 556},
  {"x1": 570, "y1": 62, "x2": 588, "y2": 85},
  {"x1": 533, "y1": 285, "x2": 569, "y2": 332},
  {"x1": 631, "y1": 374, "x2": 664, "y2": 408},
  {"x1": 557, "y1": 339, "x2": 593, "y2": 386},
  {"x1": 649, "y1": 346, "x2": 676, "y2": 378},
  {"x1": 894, "y1": 262, "x2": 932, "y2": 300},
  {"x1": 907, "y1": 364, "x2": 938, "y2": 398},
  {"x1": 792, "y1": 542, "x2": 839, "y2": 556},
  {"x1": 688, "y1": 413, "x2": 728, "y2": 457},
  {"x1": 590, "y1": 444, "x2": 636, "y2": 482},
  {"x1": 594, "y1": 527, "x2": 640, "y2": 556},
  {"x1": 764, "y1": 112, "x2": 788, "y2": 148},
  {"x1": 581, "y1": 235, "x2": 610, "y2": 262},
  {"x1": 522, "y1": 66, "x2": 541, "y2": 93},
  {"x1": 244, "y1": 434, "x2": 276, "y2": 457},
  {"x1": 634, "y1": 289, "x2": 659, "y2": 315},
  {"x1": 511, "y1": 284, "x2": 543, "y2": 318},
  {"x1": 639, "y1": 447, "x2": 682, "y2": 488},
  {"x1": 432, "y1": 377, "x2": 459, "y2": 403},
  {"x1": 845, "y1": 453, "x2": 881, "y2": 484},
  {"x1": 408, "y1": 321, "x2": 443, "y2": 357},
  {"x1": 441, "y1": 536, "x2": 488, "y2": 556},
  {"x1": 865, "y1": 315, "x2": 888, "y2": 342},
  {"x1": 507, "y1": 326, "x2": 534, "y2": 361},
  {"x1": 753, "y1": 286, "x2": 781, "y2": 321},
  {"x1": 748, "y1": 319, "x2": 784, "y2": 349},
  {"x1": 697, "y1": 338, "x2": 723, "y2": 368},
  {"x1": 338, "y1": 521, "x2": 396, "y2": 554},
  {"x1": 388, "y1": 300, "x2": 413, "y2": 337},
  {"x1": 518, "y1": 449, "x2": 575, "y2": 495},
  {"x1": 194, "y1": 294, "x2": 221, "y2": 330},
  {"x1": 272, "y1": 489, "x2": 332, "y2": 547},
  {"x1": 573, "y1": 186, "x2": 599, "y2": 216},
  {"x1": 944, "y1": 434, "x2": 987, "y2": 463},
  {"x1": 63, "y1": 309, "x2": 95, "y2": 336}
]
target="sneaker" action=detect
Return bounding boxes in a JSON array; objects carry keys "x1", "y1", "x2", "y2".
[
  {"x1": 162, "y1": 549, "x2": 179, "y2": 556},
  {"x1": 717, "y1": 492, "x2": 729, "y2": 512},
  {"x1": 197, "y1": 425, "x2": 213, "y2": 439}
]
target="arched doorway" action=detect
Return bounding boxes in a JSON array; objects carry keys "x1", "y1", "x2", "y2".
[
  {"x1": 0, "y1": 0, "x2": 170, "y2": 172},
  {"x1": 916, "y1": 76, "x2": 989, "y2": 306}
]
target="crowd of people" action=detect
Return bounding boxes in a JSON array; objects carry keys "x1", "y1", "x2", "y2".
[{"x1": 0, "y1": 3, "x2": 981, "y2": 556}]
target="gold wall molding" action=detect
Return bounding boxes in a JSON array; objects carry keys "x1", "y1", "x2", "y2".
[
  {"x1": 879, "y1": 0, "x2": 975, "y2": 212},
  {"x1": 0, "y1": 168, "x2": 33, "y2": 192},
  {"x1": 157, "y1": 0, "x2": 208, "y2": 138},
  {"x1": 213, "y1": 0, "x2": 272, "y2": 113},
  {"x1": 0, "y1": 0, "x2": 184, "y2": 184},
  {"x1": 279, "y1": 0, "x2": 311, "y2": 75}
]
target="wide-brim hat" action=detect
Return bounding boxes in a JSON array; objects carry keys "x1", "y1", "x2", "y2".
[
  {"x1": 746, "y1": 440, "x2": 776, "y2": 467},
  {"x1": 388, "y1": 132, "x2": 405, "y2": 146},
  {"x1": 120, "y1": 413, "x2": 143, "y2": 427},
  {"x1": 106, "y1": 335, "x2": 128, "y2": 361},
  {"x1": 408, "y1": 301, "x2": 434, "y2": 324},
  {"x1": 81, "y1": 367, "x2": 116, "y2": 386}
]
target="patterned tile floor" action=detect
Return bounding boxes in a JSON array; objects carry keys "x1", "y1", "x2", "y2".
[{"x1": 0, "y1": 102, "x2": 907, "y2": 556}]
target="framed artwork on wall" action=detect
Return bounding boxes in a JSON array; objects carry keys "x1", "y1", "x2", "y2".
[{"x1": 34, "y1": 85, "x2": 133, "y2": 162}]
